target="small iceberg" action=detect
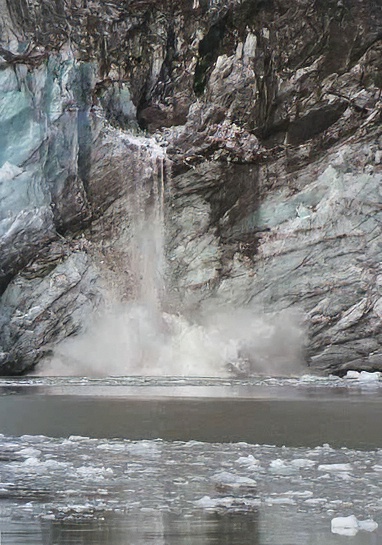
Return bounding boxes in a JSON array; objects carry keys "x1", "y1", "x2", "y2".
[{"x1": 331, "y1": 515, "x2": 378, "y2": 536}]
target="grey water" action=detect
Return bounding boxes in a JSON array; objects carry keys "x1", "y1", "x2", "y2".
[{"x1": 1, "y1": 376, "x2": 382, "y2": 545}]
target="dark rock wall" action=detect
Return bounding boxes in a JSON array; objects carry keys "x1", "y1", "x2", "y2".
[{"x1": 0, "y1": 0, "x2": 381, "y2": 374}]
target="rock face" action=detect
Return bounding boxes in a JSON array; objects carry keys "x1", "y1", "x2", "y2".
[{"x1": 0, "y1": 0, "x2": 381, "y2": 374}]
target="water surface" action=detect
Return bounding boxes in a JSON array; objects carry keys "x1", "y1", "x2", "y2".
[{"x1": 0, "y1": 375, "x2": 381, "y2": 545}]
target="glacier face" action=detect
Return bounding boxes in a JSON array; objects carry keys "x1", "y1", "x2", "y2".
[{"x1": 0, "y1": 0, "x2": 381, "y2": 374}]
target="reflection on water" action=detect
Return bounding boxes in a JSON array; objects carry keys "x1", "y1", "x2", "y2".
[
  {"x1": 1, "y1": 508, "x2": 379, "y2": 545},
  {"x1": 1, "y1": 512, "x2": 259, "y2": 545},
  {"x1": 40, "y1": 511, "x2": 259, "y2": 545}
]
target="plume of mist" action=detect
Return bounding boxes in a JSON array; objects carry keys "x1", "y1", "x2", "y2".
[
  {"x1": 37, "y1": 303, "x2": 305, "y2": 377},
  {"x1": 36, "y1": 139, "x2": 306, "y2": 378}
]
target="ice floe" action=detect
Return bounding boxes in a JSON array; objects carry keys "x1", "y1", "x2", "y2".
[
  {"x1": 211, "y1": 471, "x2": 257, "y2": 491},
  {"x1": 317, "y1": 463, "x2": 352, "y2": 472},
  {"x1": 331, "y1": 515, "x2": 378, "y2": 536}
]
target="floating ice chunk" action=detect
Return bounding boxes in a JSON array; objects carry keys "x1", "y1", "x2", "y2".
[
  {"x1": 126, "y1": 441, "x2": 161, "y2": 457},
  {"x1": 358, "y1": 519, "x2": 378, "y2": 532},
  {"x1": 19, "y1": 435, "x2": 48, "y2": 442},
  {"x1": 342, "y1": 370, "x2": 380, "y2": 382},
  {"x1": 359, "y1": 371, "x2": 381, "y2": 382},
  {"x1": 68, "y1": 436, "x2": 90, "y2": 442},
  {"x1": 15, "y1": 457, "x2": 69, "y2": 472},
  {"x1": 76, "y1": 466, "x2": 114, "y2": 479},
  {"x1": 211, "y1": 471, "x2": 257, "y2": 490},
  {"x1": 269, "y1": 459, "x2": 296, "y2": 474},
  {"x1": 331, "y1": 515, "x2": 378, "y2": 536},
  {"x1": 270, "y1": 459, "x2": 286, "y2": 468},
  {"x1": 290, "y1": 458, "x2": 315, "y2": 468},
  {"x1": 299, "y1": 374, "x2": 322, "y2": 382},
  {"x1": 235, "y1": 455, "x2": 260, "y2": 468},
  {"x1": 305, "y1": 498, "x2": 327, "y2": 505},
  {"x1": 331, "y1": 515, "x2": 359, "y2": 536},
  {"x1": 20, "y1": 456, "x2": 41, "y2": 467},
  {"x1": 318, "y1": 463, "x2": 352, "y2": 472},
  {"x1": 284, "y1": 490, "x2": 314, "y2": 498},
  {"x1": 96, "y1": 442, "x2": 126, "y2": 452},
  {"x1": 195, "y1": 495, "x2": 223, "y2": 508},
  {"x1": 16, "y1": 447, "x2": 41, "y2": 458},
  {"x1": 265, "y1": 496, "x2": 296, "y2": 505},
  {"x1": 194, "y1": 495, "x2": 260, "y2": 510},
  {"x1": 345, "y1": 370, "x2": 360, "y2": 379}
]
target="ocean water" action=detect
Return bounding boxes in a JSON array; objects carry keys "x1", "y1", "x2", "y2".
[{"x1": 0, "y1": 375, "x2": 381, "y2": 544}]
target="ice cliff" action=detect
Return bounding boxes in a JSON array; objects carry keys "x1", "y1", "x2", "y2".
[{"x1": 0, "y1": 0, "x2": 381, "y2": 374}]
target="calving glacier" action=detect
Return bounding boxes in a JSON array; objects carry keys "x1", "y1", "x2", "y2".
[
  {"x1": 39, "y1": 140, "x2": 303, "y2": 376},
  {"x1": 0, "y1": 0, "x2": 381, "y2": 375}
]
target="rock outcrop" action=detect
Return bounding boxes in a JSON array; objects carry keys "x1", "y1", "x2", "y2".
[{"x1": 0, "y1": 0, "x2": 381, "y2": 374}]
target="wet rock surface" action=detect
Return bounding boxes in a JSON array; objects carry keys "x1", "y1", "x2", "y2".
[{"x1": 0, "y1": 0, "x2": 381, "y2": 373}]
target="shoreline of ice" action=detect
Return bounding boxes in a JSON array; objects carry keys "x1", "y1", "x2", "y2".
[{"x1": 0, "y1": 372, "x2": 381, "y2": 391}]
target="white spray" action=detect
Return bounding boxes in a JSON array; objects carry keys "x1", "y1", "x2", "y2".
[{"x1": 39, "y1": 138, "x2": 304, "y2": 377}]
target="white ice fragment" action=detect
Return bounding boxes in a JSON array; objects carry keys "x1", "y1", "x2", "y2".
[
  {"x1": 20, "y1": 434, "x2": 49, "y2": 443},
  {"x1": 21, "y1": 456, "x2": 40, "y2": 466},
  {"x1": 211, "y1": 471, "x2": 257, "y2": 489},
  {"x1": 76, "y1": 466, "x2": 114, "y2": 479},
  {"x1": 195, "y1": 495, "x2": 218, "y2": 508},
  {"x1": 194, "y1": 495, "x2": 260, "y2": 510},
  {"x1": 318, "y1": 463, "x2": 352, "y2": 472},
  {"x1": 359, "y1": 371, "x2": 381, "y2": 382},
  {"x1": 269, "y1": 459, "x2": 296, "y2": 474},
  {"x1": 345, "y1": 370, "x2": 360, "y2": 379},
  {"x1": 41, "y1": 514, "x2": 56, "y2": 520},
  {"x1": 16, "y1": 447, "x2": 41, "y2": 458},
  {"x1": 235, "y1": 455, "x2": 260, "y2": 467},
  {"x1": 126, "y1": 441, "x2": 161, "y2": 457},
  {"x1": 299, "y1": 374, "x2": 321, "y2": 382},
  {"x1": 15, "y1": 457, "x2": 69, "y2": 471},
  {"x1": 331, "y1": 516, "x2": 378, "y2": 536},
  {"x1": 285, "y1": 490, "x2": 314, "y2": 498},
  {"x1": 96, "y1": 443, "x2": 126, "y2": 452},
  {"x1": 290, "y1": 458, "x2": 316, "y2": 468},
  {"x1": 358, "y1": 519, "x2": 378, "y2": 532},
  {"x1": 305, "y1": 498, "x2": 327, "y2": 505},
  {"x1": 269, "y1": 459, "x2": 285, "y2": 468},
  {"x1": 331, "y1": 515, "x2": 359, "y2": 536},
  {"x1": 265, "y1": 496, "x2": 296, "y2": 506}
]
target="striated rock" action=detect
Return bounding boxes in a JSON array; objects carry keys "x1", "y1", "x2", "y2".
[
  {"x1": 0, "y1": 250, "x2": 101, "y2": 374},
  {"x1": 0, "y1": 0, "x2": 381, "y2": 374}
]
